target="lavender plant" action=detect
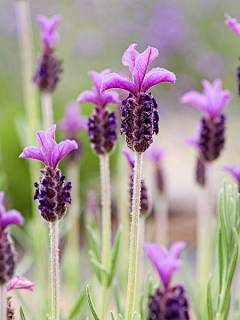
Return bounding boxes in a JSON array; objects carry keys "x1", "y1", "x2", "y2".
[
  {"x1": 19, "y1": 125, "x2": 78, "y2": 320},
  {"x1": 0, "y1": 192, "x2": 24, "y2": 319},
  {"x1": 101, "y1": 44, "x2": 176, "y2": 320},
  {"x1": 77, "y1": 69, "x2": 121, "y2": 319}
]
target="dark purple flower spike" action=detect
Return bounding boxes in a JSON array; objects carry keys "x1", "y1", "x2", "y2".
[
  {"x1": 144, "y1": 242, "x2": 189, "y2": 320},
  {"x1": 101, "y1": 44, "x2": 176, "y2": 153},
  {"x1": 77, "y1": 69, "x2": 120, "y2": 155},
  {"x1": 122, "y1": 149, "x2": 149, "y2": 215},
  {"x1": 33, "y1": 15, "x2": 63, "y2": 92},
  {"x1": 19, "y1": 125, "x2": 78, "y2": 222},
  {"x1": 181, "y1": 79, "x2": 232, "y2": 162},
  {"x1": 0, "y1": 192, "x2": 24, "y2": 285}
]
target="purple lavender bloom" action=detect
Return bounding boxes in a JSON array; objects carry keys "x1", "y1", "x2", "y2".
[
  {"x1": 224, "y1": 162, "x2": 240, "y2": 192},
  {"x1": 101, "y1": 44, "x2": 176, "y2": 153},
  {"x1": 7, "y1": 275, "x2": 34, "y2": 292},
  {"x1": 144, "y1": 241, "x2": 186, "y2": 289},
  {"x1": 33, "y1": 15, "x2": 63, "y2": 92},
  {"x1": 19, "y1": 125, "x2": 78, "y2": 222},
  {"x1": 0, "y1": 193, "x2": 24, "y2": 285},
  {"x1": 77, "y1": 69, "x2": 120, "y2": 155},
  {"x1": 122, "y1": 149, "x2": 149, "y2": 214},
  {"x1": 181, "y1": 79, "x2": 232, "y2": 162},
  {"x1": 37, "y1": 15, "x2": 62, "y2": 47},
  {"x1": 225, "y1": 14, "x2": 240, "y2": 37}
]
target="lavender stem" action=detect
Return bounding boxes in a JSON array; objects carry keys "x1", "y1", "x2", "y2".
[
  {"x1": 0, "y1": 285, "x2": 7, "y2": 320},
  {"x1": 41, "y1": 92, "x2": 53, "y2": 131},
  {"x1": 155, "y1": 195, "x2": 169, "y2": 246},
  {"x1": 50, "y1": 221, "x2": 60, "y2": 320},
  {"x1": 100, "y1": 154, "x2": 111, "y2": 319},
  {"x1": 125, "y1": 152, "x2": 143, "y2": 320}
]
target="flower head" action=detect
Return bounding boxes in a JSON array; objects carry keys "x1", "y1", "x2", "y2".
[
  {"x1": 180, "y1": 79, "x2": 233, "y2": 119},
  {"x1": 77, "y1": 69, "x2": 121, "y2": 108},
  {"x1": 0, "y1": 192, "x2": 24, "y2": 232},
  {"x1": 144, "y1": 241, "x2": 186, "y2": 288},
  {"x1": 19, "y1": 125, "x2": 78, "y2": 169},
  {"x1": 58, "y1": 103, "x2": 88, "y2": 134},
  {"x1": 100, "y1": 44, "x2": 176, "y2": 96},
  {"x1": 37, "y1": 14, "x2": 62, "y2": 47},
  {"x1": 7, "y1": 275, "x2": 34, "y2": 292},
  {"x1": 225, "y1": 14, "x2": 240, "y2": 37}
]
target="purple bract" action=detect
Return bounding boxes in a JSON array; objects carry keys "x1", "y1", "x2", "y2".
[
  {"x1": 37, "y1": 14, "x2": 62, "y2": 47},
  {"x1": 180, "y1": 79, "x2": 232, "y2": 119},
  {"x1": 225, "y1": 14, "x2": 240, "y2": 37},
  {"x1": 58, "y1": 103, "x2": 88, "y2": 134},
  {"x1": 144, "y1": 241, "x2": 186, "y2": 289},
  {"x1": 19, "y1": 125, "x2": 78, "y2": 169},
  {"x1": 224, "y1": 162, "x2": 240, "y2": 192},
  {"x1": 7, "y1": 275, "x2": 34, "y2": 292}
]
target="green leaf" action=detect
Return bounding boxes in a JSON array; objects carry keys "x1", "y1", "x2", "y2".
[
  {"x1": 20, "y1": 306, "x2": 27, "y2": 320},
  {"x1": 119, "y1": 314, "x2": 124, "y2": 320},
  {"x1": 90, "y1": 257, "x2": 109, "y2": 285},
  {"x1": 87, "y1": 225, "x2": 101, "y2": 262},
  {"x1": 108, "y1": 226, "x2": 122, "y2": 286},
  {"x1": 218, "y1": 229, "x2": 223, "y2": 295},
  {"x1": 68, "y1": 287, "x2": 86, "y2": 319},
  {"x1": 86, "y1": 285, "x2": 101, "y2": 320},
  {"x1": 111, "y1": 311, "x2": 115, "y2": 320},
  {"x1": 207, "y1": 275, "x2": 213, "y2": 320}
]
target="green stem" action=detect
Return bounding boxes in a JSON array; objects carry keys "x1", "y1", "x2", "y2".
[
  {"x1": 99, "y1": 154, "x2": 111, "y2": 319},
  {"x1": 41, "y1": 92, "x2": 53, "y2": 131},
  {"x1": 125, "y1": 152, "x2": 143, "y2": 320},
  {"x1": 50, "y1": 221, "x2": 60, "y2": 320},
  {"x1": 0, "y1": 285, "x2": 7, "y2": 320}
]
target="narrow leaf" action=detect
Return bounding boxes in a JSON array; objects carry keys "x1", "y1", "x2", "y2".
[
  {"x1": 86, "y1": 285, "x2": 101, "y2": 320},
  {"x1": 68, "y1": 287, "x2": 86, "y2": 319},
  {"x1": 87, "y1": 225, "x2": 101, "y2": 262},
  {"x1": 111, "y1": 311, "x2": 115, "y2": 320},
  {"x1": 108, "y1": 226, "x2": 122, "y2": 286},
  {"x1": 119, "y1": 314, "x2": 124, "y2": 320},
  {"x1": 207, "y1": 275, "x2": 213, "y2": 320},
  {"x1": 20, "y1": 306, "x2": 27, "y2": 320}
]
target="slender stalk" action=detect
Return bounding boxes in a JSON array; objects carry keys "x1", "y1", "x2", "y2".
[
  {"x1": 50, "y1": 221, "x2": 60, "y2": 320},
  {"x1": 0, "y1": 285, "x2": 7, "y2": 320},
  {"x1": 154, "y1": 195, "x2": 169, "y2": 246},
  {"x1": 125, "y1": 152, "x2": 143, "y2": 320},
  {"x1": 64, "y1": 162, "x2": 81, "y2": 291},
  {"x1": 197, "y1": 162, "x2": 214, "y2": 286},
  {"x1": 41, "y1": 92, "x2": 54, "y2": 131},
  {"x1": 99, "y1": 154, "x2": 111, "y2": 319}
]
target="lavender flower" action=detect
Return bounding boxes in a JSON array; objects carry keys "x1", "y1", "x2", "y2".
[
  {"x1": 144, "y1": 242, "x2": 189, "y2": 319},
  {"x1": 101, "y1": 44, "x2": 176, "y2": 153},
  {"x1": 181, "y1": 79, "x2": 232, "y2": 162},
  {"x1": 145, "y1": 145, "x2": 166, "y2": 193},
  {"x1": 33, "y1": 15, "x2": 63, "y2": 92},
  {"x1": 77, "y1": 69, "x2": 120, "y2": 155},
  {"x1": 7, "y1": 275, "x2": 34, "y2": 292},
  {"x1": 122, "y1": 149, "x2": 149, "y2": 214},
  {"x1": 224, "y1": 162, "x2": 240, "y2": 192},
  {"x1": 19, "y1": 125, "x2": 78, "y2": 222},
  {"x1": 0, "y1": 192, "x2": 24, "y2": 285}
]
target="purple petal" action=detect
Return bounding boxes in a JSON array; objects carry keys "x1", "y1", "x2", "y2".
[
  {"x1": 122, "y1": 149, "x2": 135, "y2": 169},
  {"x1": 77, "y1": 90, "x2": 98, "y2": 104},
  {"x1": 101, "y1": 91, "x2": 121, "y2": 107},
  {"x1": 1, "y1": 210, "x2": 24, "y2": 230},
  {"x1": 225, "y1": 13, "x2": 240, "y2": 37},
  {"x1": 7, "y1": 275, "x2": 34, "y2": 292},
  {"x1": 145, "y1": 145, "x2": 166, "y2": 162},
  {"x1": 224, "y1": 163, "x2": 240, "y2": 181},
  {"x1": 169, "y1": 241, "x2": 186, "y2": 259},
  {"x1": 19, "y1": 147, "x2": 45, "y2": 164},
  {"x1": 52, "y1": 140, "x2": 78, "y2": 167},
  {"x1": 101, "y1": 73, "x2": 137, "y2": 96},
  {"x1": 122, "y1": 44, "x2": 139, "y2": 73},
  {"x1": 36, "y1": 126, "x2": 57, "y2": 166},
  {"x1": 37, "y1": 14, "x2": 62, "y2": 46},
  {"x1": 88, "y1": 69, "x2": 111, "y2": 94},
  {"x1": 180, "y1": 90, "x2": 207, "y2": 112},
  {"x1": 132, "y1": 46, "x2": 159, "y2": 92},
  {"x1": 185, "y1": 137, "x2": 200, "y2": 148},
  {"x1": 141, "y1": 67, "x2": 176, "y2": 93}
]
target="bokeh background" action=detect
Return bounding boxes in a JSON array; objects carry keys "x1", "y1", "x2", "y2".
[{"x1": 1, "y1": 0, "x2": 240, "y2": 256}]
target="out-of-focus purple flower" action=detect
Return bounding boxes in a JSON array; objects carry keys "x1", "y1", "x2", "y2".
[
  {"x1": 224, "y1": 162, "x2": 240, "y2": 191},
  {"x1": 7, "y1": 275, "x2": 34, "y2": 292},
  {"x1": 101, "y1": 44, "x2": 176, "y2": 153},
  {"x1": 180, "y1": 79, "x2": 232, "y2": 119},
  {"x1": 101, "y1": 44, "x2": 176, "y2": 96},
  {"x1": 122, "y1": 149, "x2": 134, "y2": 169},
  {"x1": 144, "y1": 241, "x2": 186, "y2": 289},
  {"x1": 185, "y1": 137, "x2": 200, "y2": 148},
  {"x1": 0, "y1": 192, "x2": 24, "y2": 232},
  {"x1": 58, "y1": 103, "x2": 88, "y2": 134},
  {"x1": 145, "y1": 145, "x2": 166, "y2": 163},
  {"x1": 77, "y1": 69, "x2": 120, "y2": 155},
  {"x1": 37, "y1": 14, "x2": 62, "y2": 47},
  {"x1": 225, "y1": 14, "x2": 240, "y2": 37},
  {"x1": 85, "y1": 190, "x2": 100, "y2": 225},
  {"x1": 19, "y1": 125, "x2": 78, "y2": 222},
  {"x1": 77, "y1": 69, "x2": 121, "y2": 107},
  {"x1": 19, "y1": 125, "x2": 78, "y2": 169}
]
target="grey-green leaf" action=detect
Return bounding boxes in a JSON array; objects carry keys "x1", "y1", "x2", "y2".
[{"x1": 86, "y1": 284, "x2": 101, "y2": 320}]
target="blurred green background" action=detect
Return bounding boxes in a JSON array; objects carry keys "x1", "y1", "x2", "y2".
[{"x1": 1, "y1": 0, "x2": 240, "y2": 226}]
